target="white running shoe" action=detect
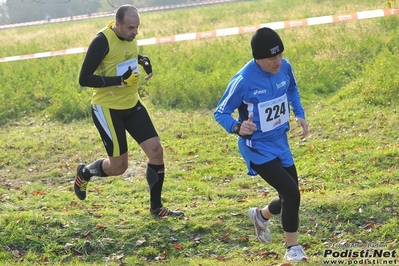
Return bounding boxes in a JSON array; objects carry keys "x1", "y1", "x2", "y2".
[
  {"x1": 247, "y1": 207, "x2": 271, "y2": 244},
  {"x1": 284, "y1": 245, "x2": 308, "y2": 262}
]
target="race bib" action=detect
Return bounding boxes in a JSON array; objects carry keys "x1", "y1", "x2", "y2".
[
  {"x1": 116, "y1": 58, "x2": 139, "y2": 75},
  {"x1": 258, "y1": 94, "x2": 289, "y2": 132}
]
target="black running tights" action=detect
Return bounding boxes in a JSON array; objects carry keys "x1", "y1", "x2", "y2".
[{"x1": 251, "y1": 158, "x2": 300, "y2": 233}]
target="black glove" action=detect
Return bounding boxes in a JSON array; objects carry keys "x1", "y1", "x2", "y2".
[
  {"x1": 120, "y1": 66, "x2": 139, "y2": 86},
  {"x1": 138, "y1": 54, "x2": 153, "y2": 75},
  {"x1": 122, "y1": 66, "x2": 133, "y2": 81}
]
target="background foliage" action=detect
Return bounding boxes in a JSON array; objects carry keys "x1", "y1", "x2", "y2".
[
  {"x1": 0, "y1": 0, "x2": 397, "y2": 124},
  {"x1": 1, "y1": 0, "x2": 216, "y2": 25}
]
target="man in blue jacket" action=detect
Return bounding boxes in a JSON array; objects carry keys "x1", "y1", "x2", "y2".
[{"x1": 214, "y1": 27, "x2": 308, "y2": 262}]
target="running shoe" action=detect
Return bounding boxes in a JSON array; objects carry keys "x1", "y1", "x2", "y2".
[
  {"x1": 74, "y1": 164, "x2": 90, "y2": 200},
  {"x1": 247, "y1": 207, "x2": 272, "y2": 244},
  {"x1": 284, "y1": 245, "x2": 308, "y2": 262},
  {"x1": 150, "y1": 207, "x2": 184, "y2": 217}
]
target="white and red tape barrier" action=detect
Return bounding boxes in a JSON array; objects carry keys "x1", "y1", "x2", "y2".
[{"x1": 1, "y1": 7, "x2": 398, "y2": 63}]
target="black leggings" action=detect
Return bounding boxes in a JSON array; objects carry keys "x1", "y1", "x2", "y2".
[{"x1": 251, "y1": 158, "x2": 300, "y2": 233}]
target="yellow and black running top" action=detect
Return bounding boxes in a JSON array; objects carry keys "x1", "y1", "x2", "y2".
[{"x1": 79, "y1": 21, "x2": 140, "y2": 110}]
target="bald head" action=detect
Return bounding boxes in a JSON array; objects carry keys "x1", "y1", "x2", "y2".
[
  {"x1": 113, "y1": 5, "x2": 140, "y2": 42},
  {"x1": 115, "y1": 5, "x2": 139, "y2": 24}
]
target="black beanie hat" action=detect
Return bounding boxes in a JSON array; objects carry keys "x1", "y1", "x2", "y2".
[{"x1": 251, "y1": 27, "x2": 284, "y2": 59}]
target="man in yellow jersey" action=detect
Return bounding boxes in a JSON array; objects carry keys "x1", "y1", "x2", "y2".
[{"x1": 76, "y1": 4, "x2": 184, "y2": 217}]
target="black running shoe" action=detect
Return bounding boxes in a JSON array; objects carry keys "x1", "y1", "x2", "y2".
[
  {"x1": 74, "y1": 164, "x2": 90, "y2": 200},
  {"x1": 150, "y1": 207, "x2": 184, "y2": 217}
]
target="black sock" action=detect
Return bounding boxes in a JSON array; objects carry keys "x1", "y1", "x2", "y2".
[
  {"x1": 85, "y1": 159, "x2": 107, "y2": 178},
  {"x1": 146, "y1": 163, "x2": 165, "y2": 210},
  {"x1": 287, "y1": 244, "x2": 298, "y2": 249}
]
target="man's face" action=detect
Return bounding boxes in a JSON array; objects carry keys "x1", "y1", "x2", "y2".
[
  {"x1": 117, "y1": 11, "x2": 140, "y2": 42},
  {"x1": 256, "y1": 53, "x2": 283, "y2": 74}
]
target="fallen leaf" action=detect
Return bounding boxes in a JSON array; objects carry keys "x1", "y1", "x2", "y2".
[
  {"x1": 239, "y1": 236, "x2": 249, "y2": 242},
  {"x1": 173, "y1": 244, "x2": 183, "y2": 250},
  {"x1": 215, "y1": 256, "x2": 231, "y2": 261},
  {"x1": 96, "y1": 223, "x2": 105, "y2": 228},
  {"x1": 64, "y1": 243, "x2": 73, "y2": 249},
  {"x1": 101, "y1": 238, "x2": 112, "y2": 243},
  {"x1": 32, "y1": 190, "x2": 45, "y2": 196},
  {"x1": 135, "y1": 238, "x2": 146, "y2": 246},
  {"x1": 362, "y1": 222, "x2": 373, "y2": 230},
  {"x1": 218, "y1": 233, "x2": 230, "y2": 243},
  {"x1": 12, "y1": 249, "x2": 21, "y2": 258},
  {"x1": 261, "y1": 191, "x2": 270, "y2": 197},
  {"x1": 72, "y1": 249, "x2": 83, "y2": 256}
]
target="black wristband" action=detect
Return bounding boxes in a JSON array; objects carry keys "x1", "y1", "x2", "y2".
[{"x1": 233, "y1": 123, "x2": 241, "y2": 134}]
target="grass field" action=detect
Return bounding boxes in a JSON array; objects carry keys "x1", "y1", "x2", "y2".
[{"x1": 0, "y1": 0, "x2": 398, "y2": 265}]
